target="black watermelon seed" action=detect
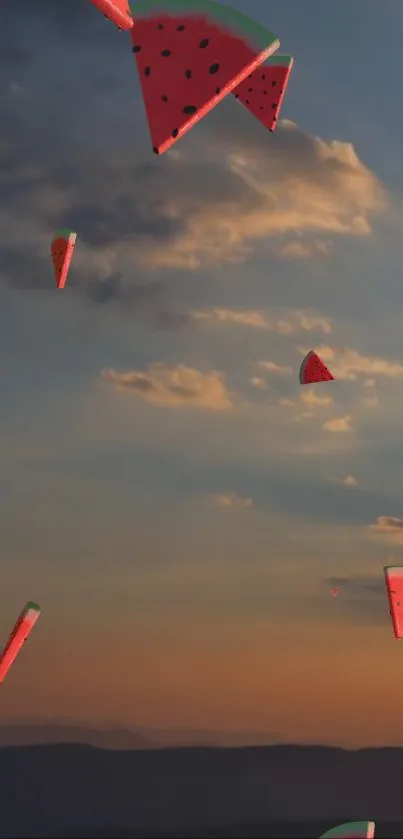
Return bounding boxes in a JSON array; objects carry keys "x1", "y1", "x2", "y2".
[
  {"x1": 246, "y1": 100, "x2": 249, "y2": 105},
  {"x1": 153, "y1": 146, "x2": 159, "y2": 154},
  {"x1": 177, "y1": 24, "x2": 185, "y2": 31},
  {"x1": 145, "y1": 66, "x2": 151, "y2": 76},
  {"x1": 263, "y1": 90, "x2": 267, "y2": 94},
  {"x1": 183, "y1": 105, "x2": 197, "y2": 115},
  {"x1": 272, "y1": 80, "x2": 276, "y2": 87},
  {"x1": 157, "y1": 23, "x2": 163, "y2": 29},
  {"x1": 172, "y1": 128, "x2": 179, "y2": 138},
  {"x1": 185, "y1": 69, "x2": 192, "y2": 78},
  {"x1": 161, "y1": 95, "x2": 168, "y2": 102},
  {"x1": 199, "y1": 38, "x2": 209, "y2": 48},
  {"x1": 132, "y1": 45, "x2": 141, "y2": 53},
  {"x1": 248, "y1": 87, "x2": 252, "y2": 92},
  {"x1": 234, "y1": 93, "x2": 239, "y2": 99},
  {"x1": 161, "y1": 49, "x2": 171, "y2": 57},
  {"x1": 261, "y1": 74, "x2": 265, "y2": 80},
  {"x1": 209, "y1": 63, "x2": 219, "y2": 74},
  {"x1": 272, "y1": 103, "x2": 277, "y2": 108},
  {"x1": 260, "y1": 106, "x2": 263, "y2": 110},
  {"x1": 215, "y1": 87, "x2": 221, "y2": 94}
]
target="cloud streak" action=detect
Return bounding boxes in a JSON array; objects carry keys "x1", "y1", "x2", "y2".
[{"x1": 100, "y1": 363, "x2": 232, "y2": 411}]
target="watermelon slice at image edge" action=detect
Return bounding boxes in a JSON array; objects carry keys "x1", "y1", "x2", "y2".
[
  {"x1": 130, "y1": 0, "x2": 280, "y2": 154},
  {"x1": 0, "y1": 602, "x2": 41, "y2": 684},
  {"x1": 232, "y1": 54, "x2": 294, "y2": 132},
  {"x1": 299, "y1": 350, "x2": 335, "y2": 385},
  {"x1": 51, "y1": 228, "x2": 77, "y2": 290},
  {"x1": 90, "y1": 0, "x2": 133, "y2": 30},
  {"x1": 384, "y1": 565, "x2": 403, "y2": 639},
  {"x1": 319, "y1": 821, "x2": 375, "y2": 838}
]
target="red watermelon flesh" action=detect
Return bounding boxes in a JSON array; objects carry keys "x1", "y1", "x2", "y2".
[
  {"x1": 131, "y1": 0, "x2": 280, "y2": 154},
  {"x1": 90, "y1": 0, "x2": 133, "y2": 30},
  {"x1": 384, "y1": 566, "x2": 403, "y2": 639},
  {"x1": 51, "y1": 228, "x2": 77, "y2": 289},
  {"x1": 299, "y1": 350, "x2": 334, "y2": 385},
  {"x1": 233, "y1": 54, "x2": 293, "y2": 132}
]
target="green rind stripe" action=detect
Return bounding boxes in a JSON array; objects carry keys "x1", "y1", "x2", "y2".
[
  {"x1": 130, "y1": 0, "x2": 279, "y2": 52},
  {"x1": 24, "y1": 601, "x2": 40, "y2": 613},
  {"x1": 319, "y1": 821, "x2": 374, "y2": 838},
  {"x1": 264, "y1": 54, "x2": 293, "y2": 67},
  {"x1": 52, "y1": 228, "x2": 76, "y2": 242}
]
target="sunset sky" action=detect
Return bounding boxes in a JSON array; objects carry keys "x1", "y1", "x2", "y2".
[{"x1": 1, "y1": 0, "x2": 403, "y2": 748}]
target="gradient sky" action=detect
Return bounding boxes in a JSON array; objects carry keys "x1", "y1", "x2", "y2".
[{"x1": 1, "y1": 0, "x2": 403, "y2": 747}]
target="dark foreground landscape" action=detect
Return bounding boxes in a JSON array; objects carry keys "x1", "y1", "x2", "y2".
[{"x1": 1, "y1": 743, "x2": 403, "y2": 837}]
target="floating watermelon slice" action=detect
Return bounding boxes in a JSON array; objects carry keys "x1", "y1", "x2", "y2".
[
  {"x1": 0, "y1": 602, "x2": 41, "y2": 684},
  {"x1": 384, "y1": 565, "x2": 403, "y2": 639},
  {"x1": 319, "y1": 822, "x2": 375, "y2": 838},
  {"x1": 130, "y1": 0, "x2": 280, "y2": 154},
  {"x1": 299, "y1": 350, "x2": 335, "y2": 385},
  {"x1": 232, "y1": 54, "x2": 293, "y2": 132},
  {"x1": 90, "y1": 0, "x2": 133, "y2": 30},
  {"x1": 51, "y1": 228, "x2": 77, "y2": 289}
]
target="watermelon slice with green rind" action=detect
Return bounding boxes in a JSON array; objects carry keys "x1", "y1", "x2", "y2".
[
  {"x1": 299, "y1": 350, "x2": 334, "y2": 385},
  {"x1": 0, "y1": 601, "x2": 41, "y2": 684},
  {"x1": 384, "y1": 565, "x2": 403, "y2": 639},
  {"x1": 90, "y1": 0, "x2": 133, "y2": 30},
  {"x1": 130, "y1": 0, "x2": 280, "y2": 154},
  {"x1": 232, "y1": 54, "x2": 293, "y2": 132},
  {"x1": 51, "y1": 228, "x2": 77, "y2": 289},
  {"x1": 319, "y1": 821, "x2": 375, "y2": 838}
]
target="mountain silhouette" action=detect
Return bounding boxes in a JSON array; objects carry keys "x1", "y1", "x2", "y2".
[{"x1": 0, "y1": 743, "x2": 403, "y2": 837}]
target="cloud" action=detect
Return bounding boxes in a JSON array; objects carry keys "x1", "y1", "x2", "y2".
[
  {"x1": 340, "y1": 475, "x2": 359, "y2": 487},
  {"x1": 303, "y1": 346, "x2": 403, "y2": 382},
  {"x1": 100, "y1": 363, "x2": 232, "y2": 411},
  {"x1": 368, "y1": 516, "x2": 403, "y2": 544},
  {"x1": 327, "y1": 574, "x2": 384, "y2": 597},
  {"x1": 189, "y1": 308, "x2": 269, "y2": 329},
  {"x1": 322, "y1": 415, "x2": 352, "y2": 432},
  {"x1": 249, "y1": 377, "x2": 269, "y2": 390},
  {"x1": 0, "y1": 51, "x2": 387, "y2": 303},
  {"x1": 210, "y1": 492, "x2": 253, "y2": 509},
  {"x1": 190, "y1": 308, "x2": 332, "y2": 335},
  {"x1": 300, "y1": 389, "x2": 334, "y2": 407},
  {"x1": 278, "y1": 240, "x2": 332, "y2": 260},
  {"x1": 258, "y1": 361, "x2": 292, "y2": 376}
]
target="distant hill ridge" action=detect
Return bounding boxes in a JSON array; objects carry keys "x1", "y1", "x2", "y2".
[{"x1": 0, "y1": 742, "x2": 402, "y2": 837}]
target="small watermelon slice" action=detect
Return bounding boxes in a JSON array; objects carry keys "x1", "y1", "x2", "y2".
[
  {"x1": 51, "y1": 228, "x2": 77, "y2": 289},
  {"x1": 299, "y1": 350, "x2": 334, "y2": 385},
  {"x1": 90, "y1": 0, "x2": 134, "y2": 30},
  {"x1": 0, "y1": 602, "x2": 41, "y2": 684},
  {"x1": 319, "y1": 822, "x2": 375, "y2": 838},
  {"x1": 130, "y1": 0, "x2": 280, "y2": 154},
  {"x1": 384, "y1": 565, "x2": 403, "y2": 639},
  {"x1": 233, "y1": 54, "x2": 293, "y2": 132}
]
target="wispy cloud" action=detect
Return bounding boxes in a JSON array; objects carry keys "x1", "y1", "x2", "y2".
[
  {"x1": 258, "y1": 361, "x2": 292, "y2": 376},
  {"x1": 100, "y1": 363, "x2": 232, "y2": 410},
  {"x1": 279, "y1": 240, "x2": 332, "y2": 260},
  {"x1": 300, "y1": 389, "x2": 334, "y2": 407},
  {"x1": 340, "y1": 475, "x2": 359, "y2": 487},
  {"x1": 322, "y1": 415, "x2": 353, "y2": 432},
  {"x1": 210, "y1": 492, "x2": 253, "y2": 509},
  {"x1": 190, "y1": 308, "x2": 332, "y2": 335},
  {"x1": 368, "y1": 516, "x2": 403, "y2": 544}
]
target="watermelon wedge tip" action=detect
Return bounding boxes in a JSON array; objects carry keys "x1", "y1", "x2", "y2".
[
  {"x1": 233, "y1": 54, "x2": 294, "y2": 132},
  {"x1": 51, "y1": 228, "x2": 77, "y2": 290}
]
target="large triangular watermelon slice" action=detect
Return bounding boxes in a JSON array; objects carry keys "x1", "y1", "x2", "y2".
[
  {"x1": 232, "y1": 54, "x2": 293, "y2": 132},
  {"x1": 51, "y1": 228, "x2": 77, "y2": 289},
  {"x1": 299, "y1": 350, "x2": 335, "y2": 385},
  {"x1": 319, "y1": 822, "x2": 375, "y2": 838},
  {"x1": 130, "y1": 0, "x2": 280, "y2": 154},
  {"x1": 90, "y1": 0, "x2": 134, "y2": 30}
]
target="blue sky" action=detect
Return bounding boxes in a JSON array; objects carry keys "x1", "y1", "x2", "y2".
[{"x1": 1, "y1": 0, "x2": 403, "y2": 746}]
